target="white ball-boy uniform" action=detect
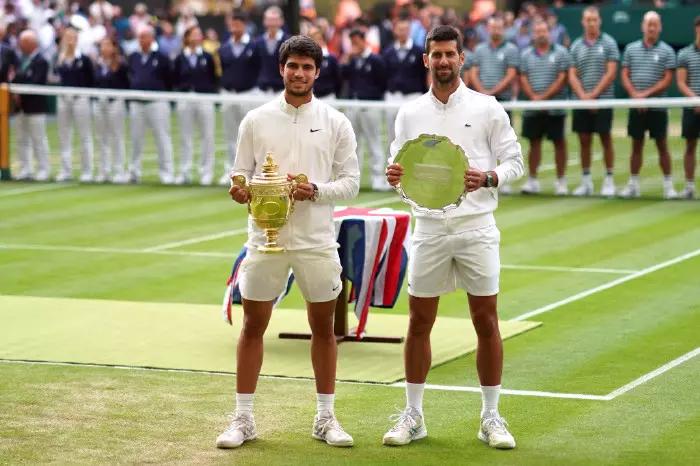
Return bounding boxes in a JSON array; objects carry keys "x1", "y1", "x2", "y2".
[
  {"x1": 390, "y1": 83, "x2": 524, "y2": 297},
  {"x1": 233, "y1": 93, "x2": 360, "y2": 302}
]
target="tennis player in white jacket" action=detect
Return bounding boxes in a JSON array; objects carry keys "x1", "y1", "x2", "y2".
[
  {"x1": 216, "y1": 36, "x2": 360, "y2": 450},
  {"x1": 383, "y1": 26, "x2": 524, "y2": 449}
]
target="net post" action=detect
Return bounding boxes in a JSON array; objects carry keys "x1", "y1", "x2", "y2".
[{"x1": 0, "y1": 83, "x2": 10, "y2": 180}]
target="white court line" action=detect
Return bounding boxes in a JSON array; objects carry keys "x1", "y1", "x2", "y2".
[
  {"x1": 390, "y1": 382, "x2": 608, "y2": 401},
  {"x1": 143, "y1": 227, "x2": 249, "y2": 252},
  {"x1": 0, "y1": 243, "x2": 231, "y2": 258},
  {"x1": 0, "y1": 183, "x2": 75, "y2": 197},
  {"x1": 513, "y1": 247, "x2": 700, "y2": 322},
  {"x1": 604, "y1": 347, "x2": 700, "y2": 400},
  {"x1": 502, "y1": 264, "x2": 636, "y2": 275},
  {"x1": 0, "y1": 359, "x2": 607, "y2": 400},
  {"x1": 0, "y1": 243, "x2": 638, "y2": 276},
  {"x1": 142, "y1": 195, "x2": 398, "y2": 251}
]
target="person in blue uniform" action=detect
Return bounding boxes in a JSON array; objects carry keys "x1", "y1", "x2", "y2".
[
  {"x1": 93, "y1": 36, "x2": 129, "y2": 184},
  {"x1": 309, "y1": 25, "x2": 341, "y2": 100},
  {"x1": 255, "y1": 6, "x2": 289, "y2": 95},
  {"x1": 219, "y1": 11, "x2": 260, "y2": 185},
  {"x1": 127, "y1": 24, "x2": 175, "y2": 184},
  {"x1": 382, "y1": 16, "x2": 427, "y2": 142},
  {"x1": 173, "y1": 25, "x2": 218, "y2": 185},
  {"x1": 342, "y1": 28, "x2": 388, "y2": 191},
  {"x1": 12, "y1": 30, "x2": 50, "y2": 181},
  {"x1": 55, "y1": 27, "x2": 95, "y2": 182}
]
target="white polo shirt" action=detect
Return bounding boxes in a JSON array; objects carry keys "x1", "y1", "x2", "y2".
[
  {"x1": 389, "y1": 82, "x2": 524, "y2": 232},
  {"x1": 232, "y1": 93, "x2": 360, "y2": 250}
]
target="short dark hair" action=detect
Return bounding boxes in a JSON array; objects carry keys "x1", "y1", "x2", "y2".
[
  {"x1": 349, "y1": 28, "x2": 365, "y2": 40},
  {"x1": 279, "y1": 35, "x2": 322, "y2": 69},
  {"x1": 231, "y1": 10, "x2": 248, "y2": 23},
  {"x1": 425, "y1": 25, "x2": 463, "y2": 54},
  {"x1": 695, "y1": 15, "x2": 700, "y2": 27}
]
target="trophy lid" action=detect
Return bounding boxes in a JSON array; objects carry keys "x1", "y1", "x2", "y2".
[{"x1": 253, "y1": 152, "x2": 287, "y2": 184}]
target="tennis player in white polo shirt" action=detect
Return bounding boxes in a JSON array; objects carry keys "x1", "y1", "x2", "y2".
[
  {"x1": 216, "y1": 35, "x2": 360, "y2": 450},
  {"x1": 383, "y1": 25, "x2": 524, "y2": 449}
]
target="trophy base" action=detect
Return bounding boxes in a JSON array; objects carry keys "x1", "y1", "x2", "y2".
[{"x1": 258, "y1": 245, "x2": 285, "y2": 253}]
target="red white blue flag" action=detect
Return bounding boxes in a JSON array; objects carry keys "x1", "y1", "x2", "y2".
[{"x1": 222, "y1": 207, "x2": 411, "y2": 339}]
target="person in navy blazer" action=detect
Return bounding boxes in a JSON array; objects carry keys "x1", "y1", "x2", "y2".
[
  {"x1": 173, "y1": 25, "x2": 218, "y2": 185},
  {"x1": 0, "y1": 41, "x2": 16, "y2": 83},
  {"x1": 255, "y1": 6, "x2": 289, "y2": 94},
  {"x1": 218, "y1": 11, "x2": 261, "y2": 184},
  {"x1": 93, "y1": 37, "x2": 130, "y2": 184},
  {"x1": 127, "y1": 24, "x2": 175, "y2": 184},
  {"x1": 382, "y1": 17, "x2": 427, "y2": 142},
  {"x1": 55, "y1": 27, "x2": 95, "y2": 182},
  {"x1": 11, "y1": 30, "x2": 51, "y2": 181},
  {"x1": 342, "y1": 28, "x2": 388, "y2": 191},
  {"x1": 309, "y1": 26, "x2": 341, "y2": 100}
]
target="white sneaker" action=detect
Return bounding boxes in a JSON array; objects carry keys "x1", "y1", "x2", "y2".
[
  {"x1": 161, "y1": 175, "x2": 175, "y2": 185},
  {"x1": 79, "y1": 173, "x2": 93, "y2": 183},
  {"x1": 382, "y1": 407, "x2": 427, "y2": 446},
  {"x1": 572, "y1": 180, "x2": 593, "y2": 197},
  {"x1": 55, "y1": 172, "x2": 73, "y2": 182},
  {"x1": 681, "y1": 186, "x2": 696, "y2": 199},
  {"x1": 663, "y1": 184, "x2": 679, "y2": 200},
  {"x1": 520, "y1": 178, "x2": 541, "y2": 195},
  {"x1": 14, "y1": 171, "x2": 33, "y2": 181},
  {"x1": 200, "y1": 174, "x2": 213, "y2": 186},
  {"x1": 112, "y1": 173, "x2": 129, "y2": 184},
  {"x1": 312, "y1": 411, "x2": 354, "y2": 447},
  {"x1": 174, "y1": 174, "x2": 189, "y2": 185},
  {"x1": 618, "y1": 181, "x2": 641, "y2": 199},
  {"x1": 216, "y1": 412, "x2": 257, "y2": 449},
  {"x1": 600, "y1": 177, "x2": 616, "y2": 197},
  {"x1": 499, "y1": 183, "x2": 512, "y2": 195},
  {"x1": 34, "y1": 172, "x2": 50, "y2": 182},
  {"x1": 94, "y1": 174, "x2": 107, "y2": 183},
  {"x1": 554, "y1": 179, "x2": 569, "y2": 196},
  {"x1": 218, "y1": 173, "x2": 232, "y2": 186},
  {"x1": 478, "y1": 415, "x2": 516, "y2": 449}
]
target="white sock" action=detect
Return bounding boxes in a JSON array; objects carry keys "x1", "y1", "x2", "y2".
[
  {"x1": 687, "y1": 180, "x2": 696, "y2": 189},
  {"x1": 558, "y1": 176, "x2": 567, "y2": 184},
  {"x1": 406, "y1": 382, "x2": 425, "y2": 414},
  {"x1": 582, "y1": 173, "x2": 592, "y2": 182},
  {"x1": 317, "y1": 393, "x2": 335, "y2": 415},
  {"x1": 480, "y1": 385, "x2": 501, "y2": 419},
  {"x1": 236, "y1": 393, "x2": 254, "y2": 415},
  {"x1": 664, "y1": 175, "x2": 673, "y2": 184},
  {"x1": 630, "y1": 175, "x2": 640, "y2": 185}
]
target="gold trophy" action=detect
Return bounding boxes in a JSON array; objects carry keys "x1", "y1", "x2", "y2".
[{"x1": 231, "y1": 152, "x2": 307, "y2": 253}]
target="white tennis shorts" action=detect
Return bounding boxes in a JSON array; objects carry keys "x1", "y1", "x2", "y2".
[
  {"x1": 407, "y1": 223, "x2": 501, "y2": 297},
  {"x1": 238, "y1": 246, "x2": 343, "y2": 303}
]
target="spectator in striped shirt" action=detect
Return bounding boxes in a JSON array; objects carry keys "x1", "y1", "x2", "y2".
[
  {"x1": 619, "y1": 11, "x2": 678, "y2": 199},
  {"x1": 676, "y1": 16, "x2": 700, "y2": 200},
  {"x1": 568, "y1": 6, "x2": 619, "y2": 198},
  {"x1": 519, "y1": 19, "x2": 571, "y2": 195},
  {"x1": 469, "y1": 16, "x2": 520, "y2": 194}
]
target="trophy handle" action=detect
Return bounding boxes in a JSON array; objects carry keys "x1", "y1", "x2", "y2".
[
  {"x1": 289, "y1": 174, "x2": 308, "y2": 213},
  {"x1": 231, "y1": 175, "x2": 252, "y2": 213}
]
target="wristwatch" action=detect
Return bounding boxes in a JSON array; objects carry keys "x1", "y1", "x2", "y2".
[
  {"x1": 484, "y1": 172, "x2": 496, "y2": 188},
  {"x1": 310, "y1": 183, "x2": 319, "y2": 202}
]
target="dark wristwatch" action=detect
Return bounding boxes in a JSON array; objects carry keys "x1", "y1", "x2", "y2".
[
  {"x1": 310, "y1": 183, "x2": 319, "y2": 202},
  {"x1": 484, "y1": 172, "x2": 496, "y2": 188}
]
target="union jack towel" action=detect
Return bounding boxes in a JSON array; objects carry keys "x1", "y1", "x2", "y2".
[{"x1": 222, "y1": 207, "x2": 411, "y2": 339}]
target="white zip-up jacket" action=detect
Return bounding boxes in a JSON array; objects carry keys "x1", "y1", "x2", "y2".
[
  {"x1": 233, "y1": 93, "x2": 360, "y2": 250},
  {"x1": 389, "y1": 82, "x2": 524, "y2": 232}
]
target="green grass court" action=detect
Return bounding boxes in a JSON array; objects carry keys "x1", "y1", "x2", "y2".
[{"x1": 1, "y1": 108, "x2": 699, "y2": 464}]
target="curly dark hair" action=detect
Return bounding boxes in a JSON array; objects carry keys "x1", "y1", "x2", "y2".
[{"x1": 279, "y1": 35, "x2": 322, "y2": 69}]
